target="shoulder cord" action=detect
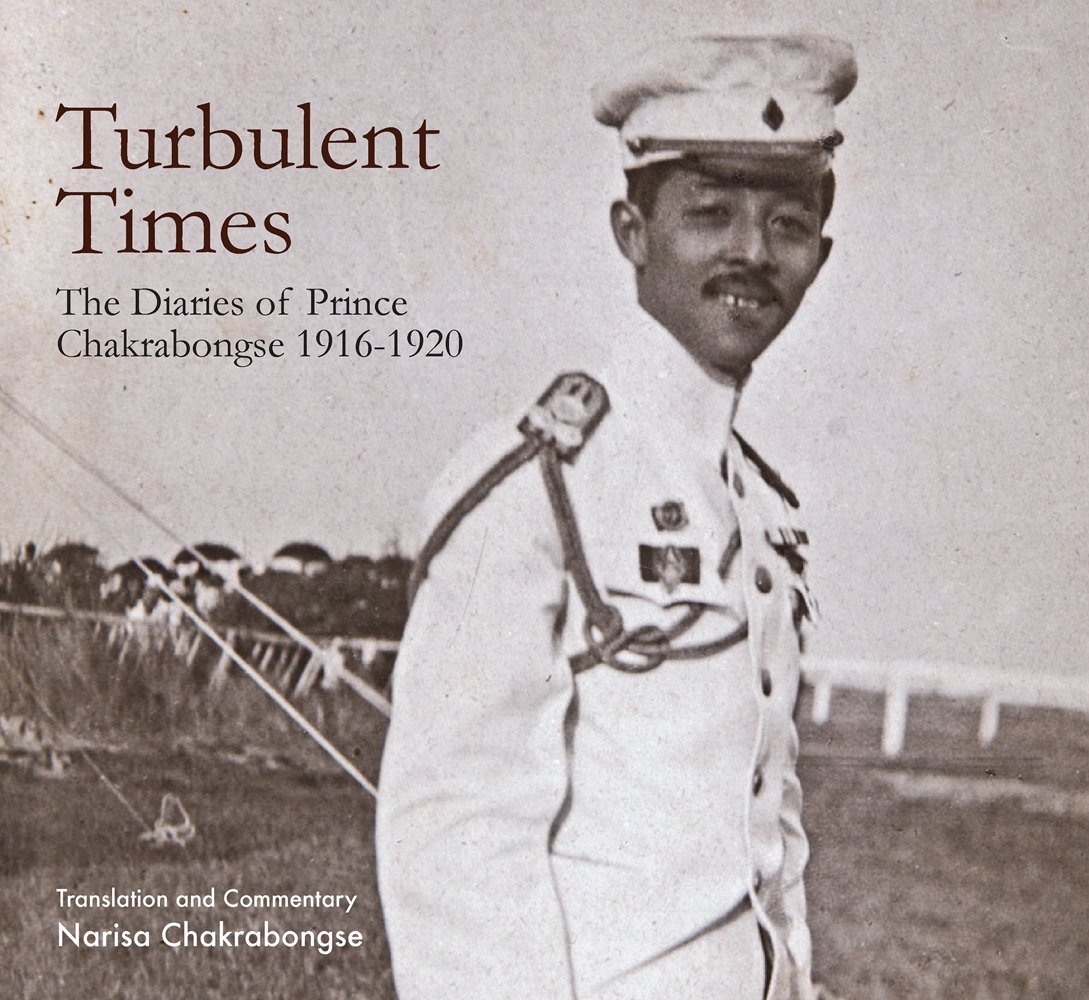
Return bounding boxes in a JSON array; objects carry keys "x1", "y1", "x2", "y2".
[
  {"x1": 538, "y1": 446, "x2": 748, "y2": 674},
  {"x1": 408, "y1": 375, "x2": 750, "y2": 676},
  {"x1": 407, "y1": 437, "x2": 541, "y2": 605}
]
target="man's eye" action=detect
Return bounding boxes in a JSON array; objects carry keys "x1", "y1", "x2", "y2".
[
  {"x1": 771, "y1": 213, "x2": 816, "y2": 237},
  {"x1": 688, "y1": 204, "x2": 732, "y2": 220}
]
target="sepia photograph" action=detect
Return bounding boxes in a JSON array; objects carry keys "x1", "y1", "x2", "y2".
[{"x1": 1, "y1": 2, "x2": 1087, "y2": 998}]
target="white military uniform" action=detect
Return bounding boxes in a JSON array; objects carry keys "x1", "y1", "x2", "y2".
[{"x1": 377, "y1": 303, "x2": 816, "y2": 1000}]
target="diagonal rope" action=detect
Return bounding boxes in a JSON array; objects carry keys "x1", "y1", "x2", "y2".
[
  {"x1": 0, "y1": 383, "x2": 390, "y2": 719},
  {"x1": 134, "y1": 559, "x2": 377, "y2": 797},
  {"x1": 0, "y1": 425, "x2": 156, "y2": 833},
  {"x1": 0, "y1": 408, "x2": 380, "y2": 800},
  {"x1": 16, "y1": 676, "x2": 154, "y2": 834}
]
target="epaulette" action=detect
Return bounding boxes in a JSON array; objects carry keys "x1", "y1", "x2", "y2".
[
  {"x1": 731, "y1": 430, "x2": 800, "y2": 510},
  {"x1": 409, "y1": 372, "x2": 609, "y2": 603},
  {"x1": 518, "y1": 372, "x2": 610, "y2": 462}
]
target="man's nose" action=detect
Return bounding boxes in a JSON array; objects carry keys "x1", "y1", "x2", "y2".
[{"x1": 722, "y1": 206, "x2": 772, "y2": 269}]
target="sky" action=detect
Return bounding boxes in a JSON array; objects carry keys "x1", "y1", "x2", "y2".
[{"x1": 1, "y1": 0, "x2": 1087, "y2": 677}]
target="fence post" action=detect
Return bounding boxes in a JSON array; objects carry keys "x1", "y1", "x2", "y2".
[
  {"x1": 293, "y1": 653, "x2": 322, "y2": 698},
  {"x1": 277, "y1": 646, "x2": 305, "y2": 688},
  {"x1": 978, "y1": 694, "x2": 1000, "y2": 745},
  {"x1": 258, "y1": 643, "x2": 277, "y2": 674},
  {"x1": 118, "y1": 628, "x2": 133, "y2": 665},
  {"x1": 209, "y1": 629, "x2": 236, "y2": 689},
  {"x1": 882, "y1": 682, "x2": 909, "y2": 758},
  {"x1": 272, "y1": 645, "x2": 292, "y2": 676},
  {"x1": 812, "y1": 679, "x2": 833, "y2": 725},
  {"x1": 185, "y1": 632, "x2": 203, "y2": 667}
]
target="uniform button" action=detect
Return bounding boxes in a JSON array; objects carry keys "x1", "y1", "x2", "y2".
[
  {"x1": 752, "y1": 769, "x2": 764, "y2": 795},
  {"x1": 754, "y1": 565, "x2": 772, "y2": 593},
  {"x1": 733, "y1": 472, "x2": 745, "y2": 497},
  {"x1": 760, "y1": 669, "x2": 773, "y2": 697}
]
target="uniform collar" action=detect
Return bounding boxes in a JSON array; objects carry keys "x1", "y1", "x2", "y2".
[{"x1": 598, "y1": 303, "x2": 743, "y2": 461}]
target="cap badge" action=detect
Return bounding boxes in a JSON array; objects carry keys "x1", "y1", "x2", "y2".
[
  {"x1": 762, "y1": 98, "x2": 784, "y2": 131},
  {"x1": 651, "y1": 500, "x2": 689, "y2": 532}
]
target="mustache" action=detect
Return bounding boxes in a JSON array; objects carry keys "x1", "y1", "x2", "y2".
[{"x1": 701, "y1": 271, "x2": 778, "y2": 302}]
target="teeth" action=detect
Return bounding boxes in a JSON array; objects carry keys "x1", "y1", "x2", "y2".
[{"x1": 722, "y1": 293, "x2": 763, "y2": 309}]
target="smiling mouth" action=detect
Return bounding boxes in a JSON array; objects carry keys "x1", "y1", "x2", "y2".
[
  {"x1": 717, "y1": 292, "x2": 769, "y2": 310},
  {"x1": 702, "y1": 275, "x2": 777, "y2": 311},
  {"x1": 705, "y1": 289, "x2": 777, "y2": 314}
]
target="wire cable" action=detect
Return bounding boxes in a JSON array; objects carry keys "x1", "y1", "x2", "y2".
[
  {"x1": 0, "y1": 401, "x2": 380, "y2": 800},
  {"x1": 0, "y1": 384, "x2": 390, "y2": 718}
]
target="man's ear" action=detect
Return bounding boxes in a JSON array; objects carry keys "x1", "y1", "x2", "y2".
[
  {"x1": 818, "y1": 235, "x2": 833, "y2": 270},
  {"x1": 610, "y1": 199, "x2": 648, "y2": 269}
]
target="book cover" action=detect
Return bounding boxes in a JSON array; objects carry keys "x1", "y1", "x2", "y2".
[{"x1": 1, "y1": 2, "x2": 1087, "y2": 998}]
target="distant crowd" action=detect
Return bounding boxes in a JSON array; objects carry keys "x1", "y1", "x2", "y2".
[{"x1": 0, "y1": 540, "x2": 411, "y2": 640}]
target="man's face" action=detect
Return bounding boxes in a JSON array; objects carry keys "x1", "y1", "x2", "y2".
[{"x1": 614, "y1": 162, "x2": 830, "y2": 380}]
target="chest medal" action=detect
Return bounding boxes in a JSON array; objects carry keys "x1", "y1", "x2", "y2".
[
  {"x1": 639, "y1": 543, "x2": 700, "y2": 594},
  {"x1": 651, "y1": 500, "x2": 689, "y2": 532}
]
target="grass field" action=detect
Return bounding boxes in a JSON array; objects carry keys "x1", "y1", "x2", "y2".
[
  {"x1": 2, "y1": 626, "x2": 1088, "y2": 998},
  {"x1": 798, "y1": 691, "x2": 1089, "y2": 1000}
]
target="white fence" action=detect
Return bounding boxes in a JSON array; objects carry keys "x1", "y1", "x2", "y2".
[
  {"x1": 4, "y1": 601, "x2": 1088, "y2": 759},
  {"x1": 802, "y1": 656, "x2": 1089, "y2": 757},
  {"x1": 0, "y1": 600, "x2": 397, "y2": 702}
]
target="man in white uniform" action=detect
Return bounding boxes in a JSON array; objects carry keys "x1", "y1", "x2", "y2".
[{"x1": 377, "y1": 34, "x2": 857, "y2": 1000}]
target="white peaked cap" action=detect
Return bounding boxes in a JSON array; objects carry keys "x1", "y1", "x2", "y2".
[{"x1": 593, "y1": 35, "x2": 857, "y2": 173}]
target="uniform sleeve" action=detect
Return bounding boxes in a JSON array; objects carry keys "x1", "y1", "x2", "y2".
[
  {"x1": 780, "y1": 710, "x2": 816, "y2": 1000},
  {"x1": 375, "y1": 456, "x2": 577, "y2": 1000}
]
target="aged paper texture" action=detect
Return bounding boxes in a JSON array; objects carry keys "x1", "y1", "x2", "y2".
[{"x1": 1, "y1": 2, "x2": 1086, "y2": 997}]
